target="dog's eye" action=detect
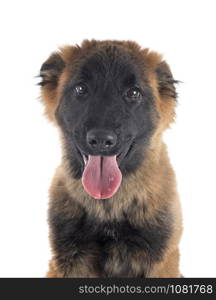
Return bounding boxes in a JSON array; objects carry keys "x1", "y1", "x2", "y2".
[
  {"x1": 125, "y1": 87, "x2": 142, "y2": 100},
  {"x1": 74, "y1": 84, "x2": 88, "y2": 96}
]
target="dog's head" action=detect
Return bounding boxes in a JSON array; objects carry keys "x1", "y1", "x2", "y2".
[{"x1": 39, "y1": 40, "x2": 177, "y2": 199}]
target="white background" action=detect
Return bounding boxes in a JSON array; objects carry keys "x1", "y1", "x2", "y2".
[{"x1": 0, "y1": 0, "x2": 215, "y2": 277}]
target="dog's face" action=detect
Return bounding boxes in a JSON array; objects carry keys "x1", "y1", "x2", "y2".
[{"x1": 40, "y1": 40, "x2": 177, "y2": 199}]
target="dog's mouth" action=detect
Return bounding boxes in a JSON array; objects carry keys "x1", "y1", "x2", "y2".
[{"x1": 78, "y1": 144, "x2": 133, "y2": 200}]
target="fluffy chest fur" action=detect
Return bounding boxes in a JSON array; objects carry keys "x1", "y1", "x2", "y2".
[{"x1": 49, "y1": 182, "x2": 172, "y2": 277}]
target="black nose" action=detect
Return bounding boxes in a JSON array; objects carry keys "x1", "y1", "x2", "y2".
[{"x1": 87, "y1": 129, "x2": 117, "y2": 151}]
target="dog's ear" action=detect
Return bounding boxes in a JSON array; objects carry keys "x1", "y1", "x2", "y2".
[
  {"x1": 156, "y1": 61, "x2": 178, "y2": 100},
  {"x1": 39, "y1": 52, "x2": 66, "y2": 122},
  {"x1": 39, "y1": 52, "x2": 65, "y2": 87}
]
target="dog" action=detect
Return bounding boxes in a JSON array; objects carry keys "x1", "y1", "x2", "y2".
[{"x1": 39, "y1": 40, "x2": 183, "y2": 277}]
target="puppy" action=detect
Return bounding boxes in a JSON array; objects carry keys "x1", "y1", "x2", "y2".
[{"x1": 39, "y1": 40, "x2": 182, "y2": 277}]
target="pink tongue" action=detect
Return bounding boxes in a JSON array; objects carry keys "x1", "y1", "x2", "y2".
[{"x1": 82, "y1": 155, "x2": 122, "y2": 199}]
